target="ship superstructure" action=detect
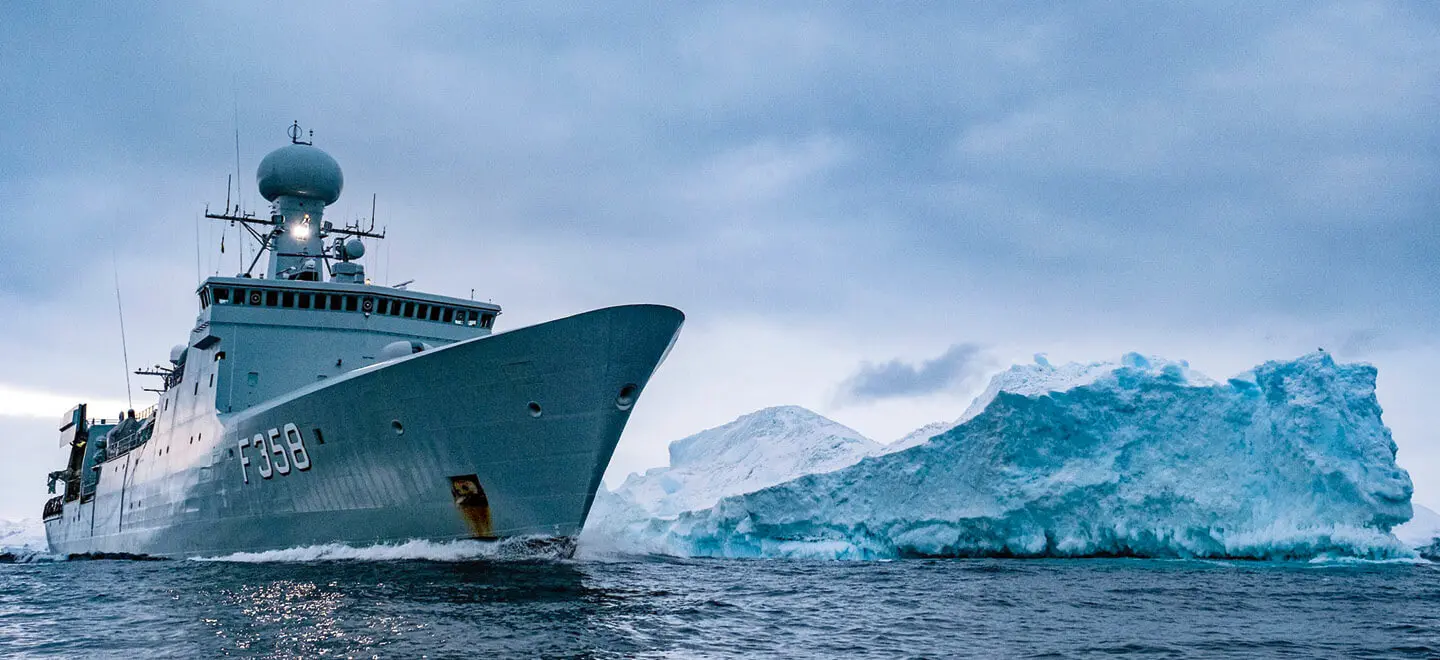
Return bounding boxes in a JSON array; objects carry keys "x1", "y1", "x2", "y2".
[{"x1": 42, "y1": 125, "x2": 683, "y2": 557}]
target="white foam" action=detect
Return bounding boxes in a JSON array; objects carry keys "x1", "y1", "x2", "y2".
[
  {"x1": 0, "y1": 546, "x2": 65, "y2": 563},
  {"x1": 192, "y1": 537, "x2": 570, "y2": 563}
]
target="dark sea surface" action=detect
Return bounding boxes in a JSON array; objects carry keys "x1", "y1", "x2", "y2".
[{"x1": 2, "y1": 551, "x2": 1437, "y2": 658}]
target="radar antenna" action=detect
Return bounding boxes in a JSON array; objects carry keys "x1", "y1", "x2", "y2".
[{"x1": 287, "y1": 120, "x2": 313, "y2": 146}]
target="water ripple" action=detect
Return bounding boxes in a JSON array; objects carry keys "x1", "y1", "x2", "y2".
[{"x1": 0, "y1": 556, "x2": 1435, "y2": 657}]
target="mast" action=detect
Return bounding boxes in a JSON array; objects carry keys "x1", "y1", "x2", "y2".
[{"x1": 205, "y1": 122, "x2": 383, "y2": 282}]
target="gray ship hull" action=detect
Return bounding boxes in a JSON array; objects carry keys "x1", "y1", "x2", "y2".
[{"x1": 45, "y1": 304, "x2": 683, "y2": 558}]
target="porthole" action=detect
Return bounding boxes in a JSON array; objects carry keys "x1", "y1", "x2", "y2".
[
  {"x1": 527, "y1": 402, "x2": 543, "y2": 418},
  {"x1": 616, "y1": 384, "x2": 639, "y2": 411},
  {"x1": 391, "y1": 420, "x2": 404, "y2": 436}
]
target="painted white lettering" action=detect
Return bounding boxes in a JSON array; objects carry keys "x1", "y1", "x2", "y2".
[
  {"x1": 284, "y1": 423, "x2": 310, "y2": 470},
  {"x1": 268, "y1": 428, "x2": 291, "y2": 476},
  {"x1": 254, "y1": 433, "x2": 273, "y2": 479},
  {"x1": 238, "y1": 436, "x2": 251, "y2": 484}
]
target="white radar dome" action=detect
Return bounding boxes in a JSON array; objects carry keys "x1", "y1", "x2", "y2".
[
  {"x1": 343, "y1": 238, "x2": 366, "y2": 260},
  {"x1": 256, "y1": 144, "x2": 344, "y2": 204}
]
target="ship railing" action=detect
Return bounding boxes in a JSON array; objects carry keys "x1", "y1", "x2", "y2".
[{"x1": 105, "y1": 417, "x2": 155, "y2": 460}]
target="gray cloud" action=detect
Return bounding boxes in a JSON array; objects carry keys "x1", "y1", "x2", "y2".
[
  {"x1": 836, "y1": 344, "x2": 990, "y2": 405},
  {"x1": 3, "y1": 2, "x2": 1440, "y2": 515}
]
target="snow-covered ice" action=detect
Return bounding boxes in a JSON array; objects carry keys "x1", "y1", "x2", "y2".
[
  {"x1": 879, "y1": 354, "x2": 1211, "y2": 456},
  {"x1": 583, "y1": 406, "x2": 878, "y2": 552},
  {"x1": 1394, "y1": 503, "x2": 1440, "y2": 549},
  {"x1": 0, "y1": 518, "x2": 45, "y2": 550},
  {"x1": 609, "y1": 352, "x2": 1415, "y2": 560},
  {"x1": 880, "y1": 421, "x2": 956, "y2": 455},
  {"x1": 0, "y1": 518, "x2": 53, "y2": 562}
]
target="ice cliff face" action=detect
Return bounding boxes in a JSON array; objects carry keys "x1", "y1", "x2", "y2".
[
  {"x1": 626, "y1": 353, "x2": 1414, "y2": 560},
  {"x1": 883, "y1": 354, "x2": 1214, "y2": 455},
  {"x1": 584, "y1": 406, "x2": 878, "y2": 550}
]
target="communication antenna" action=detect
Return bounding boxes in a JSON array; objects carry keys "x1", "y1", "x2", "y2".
[
  {"x1": 234, "y1": 96, "x2": 245, "y2": 272},
  {"x1": 194, "y1": 213, "x2": 203, "y2": 284},
  {"x1": 233, "y1": 99, "x2": 244, "y2": 214},
  {"x1": 111, "y1": 251, "x2": 134, "y2": 410}
]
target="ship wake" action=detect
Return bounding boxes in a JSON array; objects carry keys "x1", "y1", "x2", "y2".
[{"x1": 192, "y1": 536, "x2": 576, "y2": 563}]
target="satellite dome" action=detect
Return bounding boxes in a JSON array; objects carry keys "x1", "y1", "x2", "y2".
[{"x1": 256, "y1": 143, "x2": 344, "y2": 204}]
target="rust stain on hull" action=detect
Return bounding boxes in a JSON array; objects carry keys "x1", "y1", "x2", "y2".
[{"x1": 449, "y1": 475, "x2": 493, "y2": 539}]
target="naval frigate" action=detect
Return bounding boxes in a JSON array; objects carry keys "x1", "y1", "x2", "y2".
[{"x1": 42, "y1": 124, "x2": 683, "y2": 558}]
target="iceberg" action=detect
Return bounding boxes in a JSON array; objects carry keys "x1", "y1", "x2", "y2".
[
  {"x1": 625, "y1": 353, "x2": 1415, "y2": 560},
  {"x1": 0, "y1": 518, "x2": 51, "y2": 563},
  {"x1": 583, "y1": 406, "x2": 878, "y2": 552}
]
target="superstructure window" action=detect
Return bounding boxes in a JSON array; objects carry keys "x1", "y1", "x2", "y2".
[
  {"x1": 345, "y1": 295, "x2": 358, "y2": 311},
  {"x1": 466, "y1": 311, "x2": 479, "y2": 327},
  {"x1": 330, "y1": 294, "x2": 343, "y2": 310},
  {"x1": 282, "y1": 292, "x2": 295, "y2": 308},
  {"x1": 377, "y1": 298, "x2": 390, "y2": 315},
  {"x1": 416, "y1": 304, "x2": 428, "y2": 320},
  {"x1": 214, "y1": 288, "x2": 231, "y2": 304},
  {"x1": 298, "y1": 293, "x2": 311, "y2": 309},
  {"x1": 314, "y1": 294, "x2": 327, "y2": 310},
  {"x1": 232, "y1": 288, "x2": 246, "y2": 305},
  {"x1": 444, "y1": 308, "x2": 455, "y2": 324},
  {"x1": 481, "y1": 313, "x2": 495, "y2": 329},
  {"x1": 403, "y1": 302, "x2": 415, "y2": 318},
  {"x1": 266, "y1": 291, "x2": 279, "y2": 306}
]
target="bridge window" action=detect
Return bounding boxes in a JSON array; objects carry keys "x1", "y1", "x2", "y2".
[{"x1": 203, "y1": 285, "x2": 498, "y2": 329}]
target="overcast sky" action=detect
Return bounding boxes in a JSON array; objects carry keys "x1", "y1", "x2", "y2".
[{"x1": 2, "y1": 2, "x2": 1437, "y2": 521}]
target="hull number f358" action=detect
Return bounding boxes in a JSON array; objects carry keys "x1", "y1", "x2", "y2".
[{"x1": 238, "y1": 423, "x2": 313, "y2": 484}]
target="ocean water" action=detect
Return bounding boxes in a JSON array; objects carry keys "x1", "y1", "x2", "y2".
[{"x1": 1, "y1": 548, "x2": 1437, "y2": 658}]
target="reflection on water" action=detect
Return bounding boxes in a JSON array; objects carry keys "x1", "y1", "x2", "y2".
[
  {"x1": 1, "y1": 556, "x2": 1438, "y2": 658},
  {"x1": 200, "y1": 560, "x2": 616, "y2": 658}
]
